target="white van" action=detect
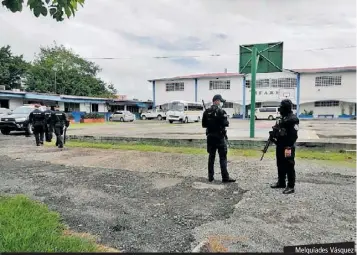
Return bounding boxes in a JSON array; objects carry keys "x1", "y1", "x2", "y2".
[
  {"x1": 166, "y1": 100, "x2": 203, "y2": 123},
  {"x1": 254, "y1": 107, "x2": 280, "y2": 120}
]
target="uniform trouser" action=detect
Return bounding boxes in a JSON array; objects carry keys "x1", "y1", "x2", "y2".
[
  {"x1": 207, "y1": 134, "x2": 230, "y2": 180},
  {"x1": 276, "y1": 145, "x2": 296, "y2": 188},
  {"x1": 54, "y1": 125, "x2": 64, "y2": 147},
  {"x1": 45, "y1": 124, "x2": 53, "y2": 142},
  {"x1": 33, "y1": 125, "x2": 45, "y2": 145}
]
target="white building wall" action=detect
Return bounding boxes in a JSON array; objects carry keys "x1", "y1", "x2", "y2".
[
  {"x1": 98, "y1": 103, "x2": 107, "y2": 112},
  {"x1": 245, "y1": 71, "x2": 298, "y2": 105},
  {"x1": 58, "y1": 102, "x2": 65, "y2": 111},
  {"x1": 80, "y1": 102, "x2": 91, "y2": 112},
  {"x1": 300, "y1": 72, "x2": 356, "y2": 104},
  {"x1": 154, "y1": 79, "x2": 195, "y2": 106},
  {"x1": 9, "y1": 98, "x2": 24, "y2": 110},
  {"x1": 196, "y1": 76, "x2": 244, "y2": 104},
  {"x1": 299, "y1": 71, "x2": 356, "y2": 117}
]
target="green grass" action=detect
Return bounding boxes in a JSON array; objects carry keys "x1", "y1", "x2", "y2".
[
  {"x1": 0, "y1": 195, "x2": 101, "y2": 252},
  {"x1": 64, "y1": 141, "x2": 356, "y2": 165}
]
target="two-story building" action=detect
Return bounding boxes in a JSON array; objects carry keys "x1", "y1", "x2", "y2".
[
  {"x1": 148, "y1": 66, "x2": 356, "y2": 119},
  {"x1": 293, "y1": 66, "x2": 356, "y2": 118}
]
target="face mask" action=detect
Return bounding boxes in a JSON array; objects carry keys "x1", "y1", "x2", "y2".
[{"x1": 219, "y1": 102, "x2": 224, "y2": 108}]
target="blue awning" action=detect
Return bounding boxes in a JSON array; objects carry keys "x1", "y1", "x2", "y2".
[
  {"x1": 59, "y1": 98, "x2": 106, "y2": 104},
  {"x1": 136, "y1": 102, "x2": 148, "y2": 108},
  {"x1": 0, "y1": 93, "x2": 24, "y2": 99},
  {"x1": 25, "y1": 93, "x2": 61, "y2": 101}
]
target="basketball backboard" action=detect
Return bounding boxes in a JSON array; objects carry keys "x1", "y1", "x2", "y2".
[{"x1": 239, "y1": 42, "x2": 283, "y2": 74}]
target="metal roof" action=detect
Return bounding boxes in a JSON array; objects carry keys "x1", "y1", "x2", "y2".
[
  {"x1": 290, "y1": 66, "x2": 356, "y2": 74},
  {"x1": 148, "y1": 66, "x2": 356, "y2": 82},
  {"x1": 148, "y1": 72, "x2": 244, "y2": 82}
]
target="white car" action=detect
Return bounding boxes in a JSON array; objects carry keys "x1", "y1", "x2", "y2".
[
  {"x1": 140, "y1": 110, "x2": 166, "y2": 120},
  {"x1": 110, "y1": 110, "x2": 135, "y2": 122}
]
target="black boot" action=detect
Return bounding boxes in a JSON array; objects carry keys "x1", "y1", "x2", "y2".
[
  {"x1": 208, "y1": 176, "x2": 214, "y2": 182},
  {"x1": 270, "y1": 182, "x2": 286, "y2": 188},
  {"x1": 222, "y1": 177, "x2": 236, "y2": 183},
  {"x1": 283, "y1": 187, "x2": 295, "y2": 194}
]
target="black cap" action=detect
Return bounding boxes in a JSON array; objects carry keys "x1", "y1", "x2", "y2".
[{"x1": 212, "y1": 94, "x2": 226, "y2": 103}]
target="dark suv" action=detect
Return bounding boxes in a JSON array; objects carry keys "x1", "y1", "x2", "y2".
[{"x1": 0, "y1": 105, "x2": 45, "y2": 135}]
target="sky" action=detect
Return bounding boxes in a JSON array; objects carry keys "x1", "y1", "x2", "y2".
[{"x1": 0, "y1": 0, "x2": 356, "y2": 100}]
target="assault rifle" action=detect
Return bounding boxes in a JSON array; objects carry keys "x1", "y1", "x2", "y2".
[
  {"x1": 63, "y1": 121, "x2": 70, "y2": 145},
  {"x1": 260, "y1": 122, "x2": 280, "y2": 161},
  {"x1": 63, "y1": 126, "x2": 67, "y2": 144}
]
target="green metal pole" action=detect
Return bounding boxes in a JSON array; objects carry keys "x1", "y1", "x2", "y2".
[{"x1": 249, "y1": 47, "x2": 258, "y2": 138}]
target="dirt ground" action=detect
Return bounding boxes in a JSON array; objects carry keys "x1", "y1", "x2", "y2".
[{"x1": 0, "y1": 135, "x2": 355, "y2": 252}]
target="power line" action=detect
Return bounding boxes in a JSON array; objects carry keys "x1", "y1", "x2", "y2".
[{"x1": 84, "y1": 45, "x2": 356, "y2": 60}]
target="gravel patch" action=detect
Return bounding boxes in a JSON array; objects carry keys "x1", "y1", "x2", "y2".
[{"x1": 0, "y1": 135, "x2": 355, "y2": 252}]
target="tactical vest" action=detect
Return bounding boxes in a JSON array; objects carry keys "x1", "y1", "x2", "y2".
[
  {"x1": 206, "y1": 106, "x2": 224, "y2": 134},
  {"x1": 32, "y1": 110, "x2": 45, "y2": 126}
]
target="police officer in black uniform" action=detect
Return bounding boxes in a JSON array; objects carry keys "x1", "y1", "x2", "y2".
[
  {"x1": 202, "y1": 94, "x2": 236, "y2": 183},
  {"x1": 269, "y1": 99, "x2": 299, "y2": 194},
  {"x1": 51, "y1": 105, "x2": 70, "y2": 148},
  {"x1": 44, "y1": 105, "x2": 53, "y2": 142},
  {"x1": 28, "y1": 104, "x2": 46, "y2": 146}
]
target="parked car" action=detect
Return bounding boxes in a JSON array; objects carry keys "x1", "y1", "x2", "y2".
[
  {"x1": 0, "y1": 105, "x2": 45, "y2": 135},
  {"x1": 140, "y1": 110, "x2": 166, "y2": 120},
  {"x1": 0, "y1": 108, "x2": 11, "y2": 119},
  {"x1": 109, "y1": 110, "x2": 135, "y2": 122}
]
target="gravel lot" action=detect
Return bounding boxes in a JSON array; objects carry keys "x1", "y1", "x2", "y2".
[
  {"x1": 0, "y1": 135, "x2": 355, "y2": 252},
  {"x1": 67, "y1": 119, "x2": 356, "y2": 142}
]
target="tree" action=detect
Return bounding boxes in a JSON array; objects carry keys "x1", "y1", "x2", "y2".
[
  {"x1": 0, "y1": 45, "x2": 30, "y2": 90},
  {"x1": 1, "y1": 0, "x2": 85, "y2": 21},
  {"x1": 26, "y1": 43, "x2": 116, "y2": 97}
]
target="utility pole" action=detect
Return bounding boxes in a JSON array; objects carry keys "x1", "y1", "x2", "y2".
[{"x1": 53, "y1": 66, "x2": 58, "y2": 94}]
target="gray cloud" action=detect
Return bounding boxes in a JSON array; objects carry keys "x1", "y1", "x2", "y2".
[
  {"x1": 0, "y1": 0, "x2": 355, "y2": 100},
  {"x1": 120, "y1": 32, "x2": 208, "y2": 51}
]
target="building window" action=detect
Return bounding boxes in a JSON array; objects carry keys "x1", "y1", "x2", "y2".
[
  {"x1": 223, "y1": 102, "x2": 233, "y2": 108},
  {"x1": 246, "y1": 78, "x2": 296, "y2": 88},
  {"x1": 0, "y1": 99, "x2": 9, "y2": 108},
  {"x1": 166, "y1": 82, "x2": 184, "y2": 91},
  {"x1": 64, "y1": 102, "x2": 80, "y2": 112},
  {"x1": 209, "y1": 80, "x2": 230, "y2": 90},
  {"x1": 256, "y1": 79, "x2": 270, "y2": 88},
  {"x1": 91, "y1": 104, "x2": 99, "y2": 112},
  {"x1": 271, "y1": 78, "x2": 297, "y2": 88},
  {"x1": 127, "y1": 105, "x2": 139, "y2": 113},
  {"x1": 314, "y1": 101, "x2": 339, "y2": 107},
  {"x1": 315, "y1": 76, "x2": 342, "y2": 87}
]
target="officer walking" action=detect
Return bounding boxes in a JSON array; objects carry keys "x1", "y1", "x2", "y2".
[
  {"x1": 51, "y1": 105, "x2": 70, "y2": 149},
  {"x1": 269, "y1": 99, "x2": 299, "y2": 194},
  {"x1": 28, "y1": 104, "x2": 46, "y2": 146},
  {"x1": 44, "y1": 105, "x2": 53, "y2": 142},
  {"x1": 202, "y1": 94, "x2": 236, "y2": 183}
]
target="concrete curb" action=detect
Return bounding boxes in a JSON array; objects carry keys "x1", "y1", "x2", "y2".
[{"x1": 68, "y1": 135, "x2": 356, "y2": 151}]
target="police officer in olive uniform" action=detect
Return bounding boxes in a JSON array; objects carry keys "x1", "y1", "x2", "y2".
[
  {"x1": 269, "y1": 99, "x2": 299, "y2": 194},
  {"x1": 202, "y1": 95, "x2": 236, "y2": 183},
  {"x1": 51, "y1": 105, "x2": 70, "y2": 148},
  {"x1": 44, "y1": 105, "x2": 53, "y2": 142},
  {"x1": 28, "y1": 104, "x2": 46, "y2": 146}
]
